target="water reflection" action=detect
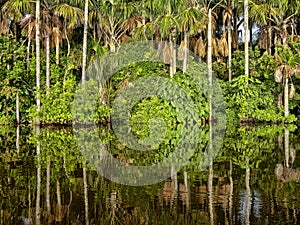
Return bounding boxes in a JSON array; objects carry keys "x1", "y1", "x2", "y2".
[{"x1": 0, "y1": 125, "x2": 299, "y2": 224}]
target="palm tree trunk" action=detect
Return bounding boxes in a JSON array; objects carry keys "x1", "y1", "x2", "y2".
[
  {"x1": 183, "y1": 31, "x2": 189, "y2": 73},
  {"x1": 82, "y1": 0, "x2": 89, "y2": 84},
  {"x1": 208, "y1": 9, "x2": 213, "y2": 124},
  {"x1": 55, "y1": 35, "x2": 60, "y2": 65},
  {"x1": 284, "y1": 77, "x2": 289, "y2": 117},
  {"x1": 169, "y1": 34, "x2": 176, "y2": 78},
  {"x1": 244, "y1": 0, "x2": 249, "y2": 79},
  {"x1": 228, "y1": 12, "x2": 232, "y2": 81},
  {"x1": 46, "y1": 35, "x2": 50, "y2": 95},
  {"x1": 35, "y1": 0, "x2": 41, "y2": 125}
]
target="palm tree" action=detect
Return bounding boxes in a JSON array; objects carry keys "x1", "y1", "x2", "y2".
[
  {"x1": 177, "y1": 7, "x2": 206, "y2": 73},
  {"x1": 275, "y1": 41, "x2": 300, "y2": 117},
  {"x1": 220, "y1": 0, "x2": 235, "y2": 81},
  {"x1": 1, "y1": 0, "x2": 33, "y2": 39},
  {"x1": 249, "y1": 0, "x2": 277, "y2": 54},
  {"x1": 155, "y1": 13, "x2": 178, "y2": 78}
]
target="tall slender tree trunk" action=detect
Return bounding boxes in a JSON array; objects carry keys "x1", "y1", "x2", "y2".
[
  {"x1": 35, "y1": 0, "x2": 41, "y2": 125},
  {"x1": 228, "y1": 11, "x2": 232, "y2": 81},
  {"x1": 169, "y1": 34, "x2": 176, "y2": 78},
  {"x1": 208, "y1": 9, "x2": 213, "y2": 124},
  {"x1": 244, "y1": 0, "x2": 249, "y2": 79},
  {"x1": 82, "y1": 0, "x2": 89, "y2": 84},
  {"x1": 183, "y1": 31, "x2": 189, "y2": 73},
  {"x1": 46, "y1": 35, "x2": 50, "y2": 95},
  {"x1": 284, "y1": 77, "x2": 289, "y2": 117},
  {"x1": 55, "y1": 34, "x2": 60, "y2": 65}
]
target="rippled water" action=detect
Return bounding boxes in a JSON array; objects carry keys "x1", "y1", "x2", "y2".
[{"x1": 0, "y1": 125, "x2": 300, "y2": 224}]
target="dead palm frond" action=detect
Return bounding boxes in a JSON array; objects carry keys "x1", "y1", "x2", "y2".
[
  {"x1": 178, "y1": 40, "x2": 185, "y2": 61},
  {"x1": 194, "y1": 36, "x2": 206, "y2": 58},
  {"x1": 218, "y1": 33, "x2": 229, "y2": 57}
]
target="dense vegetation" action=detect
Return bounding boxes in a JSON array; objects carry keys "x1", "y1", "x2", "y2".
[{"x1": 1, "y1": 0, "x2": 300, "y2": 125}]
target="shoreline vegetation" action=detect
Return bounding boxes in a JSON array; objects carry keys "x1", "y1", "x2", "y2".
[{"x1": 1, "y1": 0, "x2": 300, "y2": 126}]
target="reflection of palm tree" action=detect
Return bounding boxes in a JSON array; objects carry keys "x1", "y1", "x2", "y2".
[
  {"x1": 35, "y1": 125, "x2": 41, "y2": 225},
  {"x1": 177, "y1": 6, "x2": 206, "y2": 73},
  {"x1": 83, "y1": 167, "x2": 89, "y2": 225},
  {"x1": 208, "y1": 159, "x2": 214, "y2": 225},
  {"x1": 245, "y1": 158, "x2": 251, "y2": 225}
]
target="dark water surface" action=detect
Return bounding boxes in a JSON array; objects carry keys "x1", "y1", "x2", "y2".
[{"x1": 0, "y1": 125, "x2": 300, "y2": 224}]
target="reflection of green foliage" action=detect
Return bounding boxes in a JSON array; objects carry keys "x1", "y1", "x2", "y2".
[
  {"x1": 29, "y1": 127, "x2": 85, "y2": 176},
  {"x1": 221, "y1": 125, "x2": 296, "y2": 169}
]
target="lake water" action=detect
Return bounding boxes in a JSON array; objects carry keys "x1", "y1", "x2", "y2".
[{"x1": 0, "y1": 125, "x2": 300, "y2": 224}]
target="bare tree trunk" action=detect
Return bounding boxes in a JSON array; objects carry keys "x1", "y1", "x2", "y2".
[
  {"x1": 35, "y1": 0, "x2": 41, "y2": 125},
  {"x1": 228, "y1": 11, "x2": 232, "y2": 82},
  {"x1": 82, "y1": 0, "x2": 89, "y2": 84},
  {"x1": 208, "y1": 9, "x2": 213, "y2": 124},
  {"x1": 244, "y1": 0, "x2": 249, "y2": 79},
  {"x1": 284, "y1": 78, "x2": 289, "y2": 117},
  {"x1": 183, "y1": 31, "x2": 189, "y2": 73},
  {"x1": 55, "y1": 34, "x2": 60, "y2": 65},
  {"x1": 46, "y1": 35, "x2": 50, "y2": 95},
  {"x1": 169, "y1": 34, "x2": 176, "y2": 78}
]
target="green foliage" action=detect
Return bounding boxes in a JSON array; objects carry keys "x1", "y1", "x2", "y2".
[{"x1": 0, "y1": 35, "x2": 34, "y2": 124}]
